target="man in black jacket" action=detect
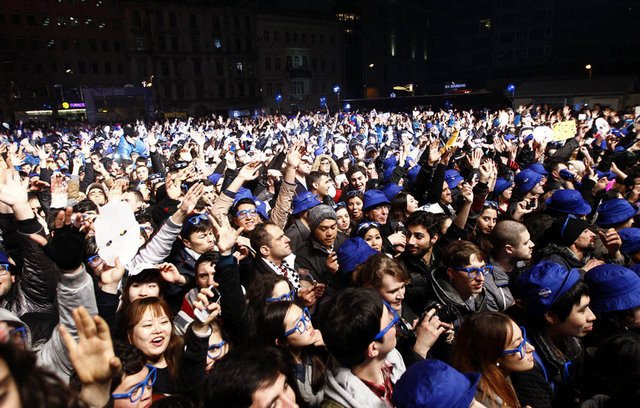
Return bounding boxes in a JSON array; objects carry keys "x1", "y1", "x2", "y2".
[
  {"x1": 294, "y1": 205, "x2": 347, "y2": 291},
  {"x1": 400, "y1": 211, "x2": 441, "y2": 314}
]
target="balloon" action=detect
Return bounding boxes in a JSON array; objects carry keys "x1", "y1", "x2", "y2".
[{"x1": 507, "y1": 84, "x2": 516, "y2": 93}]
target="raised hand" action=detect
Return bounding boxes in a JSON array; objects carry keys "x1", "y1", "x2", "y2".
[
  {"x1": 598, "y1": 228, "x2": 623, "y2": 259},
  {"x1": 286, "y1": 141, "x2": 304, "y2": 169},
  {"x1": 60, "y1": 306, "x2": 121, "y2": 386},
  {"x1": 460, "y1": 182, "x2": 474, "y2": 203},
  {"x1": 468, "y1": 149, "x2": 482, "y2": 169},
  {"x1": 156, "y1": 262, "x2": 187, "y2": 285},
  {"x1": 0, "y1": 169, "x2": 28, "y2": 207},
  {"x1": 100, "y1": 256, "x2": 125, "y2": 285},
  {"x1": 237, "y1": 161, "x2": 262, "y2": 182},
  {"x1": 192, "y1": 286, "x2": 222, "y2": 333},
  {"x1": 427, "y1": 138, "x2": 442, "y2": 166},
  {"x1": 178, "y1": 182, "x2": 204, "y2": 215},
  {"x1": 210, "y1": 216, "x2": 244, "y2": 255}
]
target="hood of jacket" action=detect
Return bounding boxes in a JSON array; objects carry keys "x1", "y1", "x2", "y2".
[
  {"x1": 0, "y1": 308, "x2": 31, "y2": 348},
  {"x1": 536, "y1": 243, "x2": 585, "y2": 269},
  {"x1": 323, "y1": 348, "x2": 405, "y2": 408}
]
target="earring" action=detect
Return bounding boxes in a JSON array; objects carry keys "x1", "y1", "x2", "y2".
[{"x1": 496, "y1": 362, "x2": 500, "y2": 367}]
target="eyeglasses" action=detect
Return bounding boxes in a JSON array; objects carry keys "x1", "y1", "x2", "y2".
[
  {"x1": 187, "y1": 213, "x2": 209, "y2": 226},
  {"x1": 112, "y1": 364, "x2": 157, "y2": 403},
  {"x1": 373, "y1": 300, "x2": 399, "y2": 341},
  {"x1": 236, "y1": 208, "x2": 258, "y2": 219},
  {"x1": 140, "y1": 225, "x2": 154, "y2": 233},
  {"x1": 483, "y1": 201, "x2": 499, "y2": 209},
  {"x1": 9, "y1": 326, "x2": 26, "y2": 345},
  {"x1": 357, "y1": 221, "x2": 380, "y2": 234},
  {"x1": 87, "y1": 255, "x2": 103, "y2": 268},
  {"x1": 333, "y1": 202, "x2": 346, "y2": 211},
  {"x1": 0, "y1": 264, "x2": 9, "y2": 276},
  {"x1": 284, "y1": 307, "x2": 312, "y2": 336},
  {"x1": 207, "y1": 340, "x2": 227, "y2": 360},
  {"x1": 171, "y1": 161, "x2": 189, "y2": 170},
  {"x1": 452, "y1": 265, "x2": 493, "y2": 279},
  {"x1": 502, "y1": 326, "x2": 529, "y2": 359},
  {"x1": 346, "y1": 190, "x2": 364, "y2": 197},
  {"x1": 266, "y1": 290, "x2": 295, "y2": 303}
]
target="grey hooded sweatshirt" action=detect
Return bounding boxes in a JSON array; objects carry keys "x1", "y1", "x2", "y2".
[{"x1": 0, "y1": 266, "x2": 97, "y2": 382}]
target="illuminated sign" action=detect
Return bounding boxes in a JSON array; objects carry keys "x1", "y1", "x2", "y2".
[{"x1": 444, "y1": 83, "x2": 467, "y2": 90}]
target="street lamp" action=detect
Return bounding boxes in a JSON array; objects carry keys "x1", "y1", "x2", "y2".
[{"x1": 585, "y1": 64, "x2": 592, "y2": 79}]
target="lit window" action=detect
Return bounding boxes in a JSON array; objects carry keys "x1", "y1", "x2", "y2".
[
  {"x1": 236, "y1": 62, "x2": 243, "y2": 71},
  {"x1": 43, "y1": 16, "x2": 51, "y2": 27},
  {"x1": 214, "y1": 39, "x2": 221, "y2": 49}
]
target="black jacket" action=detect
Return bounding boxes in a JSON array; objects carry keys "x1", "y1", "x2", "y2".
[{"x1": 294, "y1": 233, "x2": 347, "y2": 291}]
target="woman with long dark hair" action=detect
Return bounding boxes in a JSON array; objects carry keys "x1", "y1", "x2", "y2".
[
  {"x1": 453, "y1": 312, "x2": 535, "y2": 408},
  {"x1": 252, "y1": 300, "x2": 325, "y2": 407}
]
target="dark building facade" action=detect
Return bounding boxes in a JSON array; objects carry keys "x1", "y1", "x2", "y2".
[
  {"x1": 0, "y1": 0, "x2": 129, "y2": 120},
  {"x1": 333, "y1": 0, "x2": 431, "y2": 100},
  {"x1": 426, "y1": 0, "x2": 640, "y2": 93}
]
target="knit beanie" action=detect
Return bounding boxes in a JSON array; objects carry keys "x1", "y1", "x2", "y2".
[
  {"x1": 554, "y1": 216, "x2": 592, "y2": 247},
  {"x1": 308, "y1": 204, "x2": 337, "y2": 232}
]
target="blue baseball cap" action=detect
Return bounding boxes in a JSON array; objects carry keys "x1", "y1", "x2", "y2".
[
  {"x1": 544, "y1": 189, "x2": 592, "y2": 215},
  {"x1": 585, "y1": 264, "x2": 640, "y2": 313},
  {"x1": 292, "y1": 191, "x2": 322, "y2": 215},
  {"x1": 527, "y1": 163, "x2": 549, "y2": 176},
  {"x1": 492, "y1": 177, "x2": 513, "y2": 195},
  {"x1": 515, "y1": 169, "x2": 544, "y2": 196},
  {"x1": 444, "y1": 169, "x2": 464, "y2": 189},
  {"x1": 619, "y1": 228, "x2": 640, "y2": 254},
  {"x1": 392, "y1": 359, "x2": 480, "y2": 408},
  {"x1": 362, "y1": 190, "x2": 391, "y2": 212},
  {"x1": 518, "y1": 261, "x2": 582, "y2": 318},
  {"x1": 336, "y1": 237, "x2": 379, "y2": 274},
  {"x1": 596, "y1": 198, "x2": 638, "y2": 227}
]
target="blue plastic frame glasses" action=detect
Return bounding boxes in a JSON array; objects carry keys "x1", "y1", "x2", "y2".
[
  {"x1": 236, "y1": 208, "x2": 258, "y2": 219},
  {"x1": 0, "y1": 264, "x2": 9, "y2": 276},
  {"x1": 266, "y1": 290, "x2": 295, "y2": 303},
  {"x1": 453, "y1": 265, "x2": 493, "y2": 279},
  {"x1": 188, "y1": 213, "x2": 210, "y2": 226},
  {"x1": 284, "y1": 307, "x2": 311, "y2": 336},
  {"x1": 207, "y1": 340, "x2": 227, "y2": 360},
  {"x1": 373, "y1": 300, "x2": 399, "y2": 341},
  {"x1": 502, "y1": 326, "x2": 529, "y2": 359},
  {"x1": 87, "y1": 255, "x2": 103, "y2": 268},
  {"x1": 112, "y1": 364, "x2": 157, "y2": 403},
  {"x1": 357, "y1": 221, "x2": 381, "y2": 234},
  {"x1": 9, "y1": 326, "x2": 26, "y2": 345}
]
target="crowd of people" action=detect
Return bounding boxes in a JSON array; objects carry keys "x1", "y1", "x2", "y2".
[{"x1": 0, "y1": 102, "x2": 639, "y2": 408}]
